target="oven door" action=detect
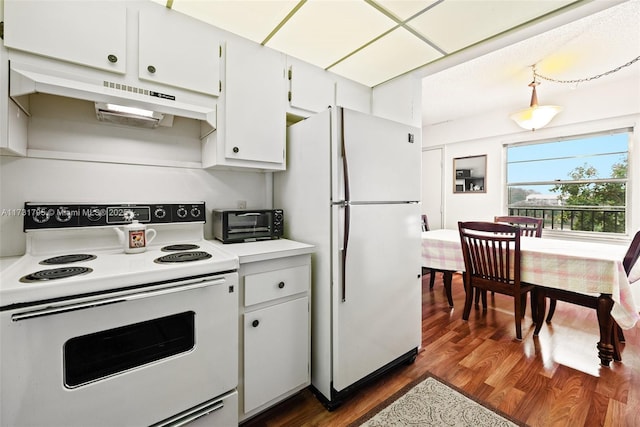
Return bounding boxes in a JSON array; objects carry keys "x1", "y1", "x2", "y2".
[
  {"x1": 0, "y1": 272, "x2": 238, "y2": 427},
  {"x1": 225, "y1": 211, "x2": 273, "y2": 242}
]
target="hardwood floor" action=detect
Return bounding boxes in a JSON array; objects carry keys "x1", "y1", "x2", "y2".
[{"x1": 242, "y1": 273, "x2": 640, "y2": 426}]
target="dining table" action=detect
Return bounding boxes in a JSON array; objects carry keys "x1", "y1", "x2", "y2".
[{"x1": 422, "y1": 229, "x2": 640, "y2": 367}]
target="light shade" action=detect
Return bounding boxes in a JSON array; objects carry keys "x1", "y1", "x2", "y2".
[
  {"x1": 510, "y1": 104, "x2": 562, "y2": 130},
  {"x1": 510, "y1": 79, "x2": 561, "y2": 131}
]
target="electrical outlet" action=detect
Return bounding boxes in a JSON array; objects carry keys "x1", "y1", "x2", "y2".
[{"x1": 237, "y1": 200, "x2": 247, "y2": 209}]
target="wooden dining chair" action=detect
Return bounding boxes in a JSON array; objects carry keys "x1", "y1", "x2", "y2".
[
  {"x1": 535, "y1": 230, "x2": 640, "y2": 361},
  {"x1": 421, "y1": 214, "x2": 441, "y2": 289},
  {"x1": 494, "y1": 216, "x2": 543, "y2": 237},
  {"x1": 458, "y1": 221, "x2": 535, "y2": 340},
  {"x1": 474, "y1": 216, "x2": 544, "y2": 311}
]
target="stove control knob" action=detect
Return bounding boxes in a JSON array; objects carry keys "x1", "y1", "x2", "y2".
[
  {"x1": 56, "y1": 207, "x2": 72, "y2": 223},
  {"x1": 176, "y1": 207, "x2": 188, "y2": 219},
  {"x1": 154, "y1": 207, "x2": 167, "y2": 219},
  {"x1": 87, "y1": 208, "x2": 102, "y2": 222},
  {"x1": 190, "y1": 206, "x2": 201, "y2": 218},
  {"x1": 32, "y1": 207, "x2": 52, "y2": 224}
]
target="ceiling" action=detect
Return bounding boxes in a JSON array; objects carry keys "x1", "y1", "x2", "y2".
[
  {"x1": 153, "y1": 0, "x2": 640, "y2": 126},
  {"x1": 421, "y1": 0, "x2": 640, "y2": 126}
]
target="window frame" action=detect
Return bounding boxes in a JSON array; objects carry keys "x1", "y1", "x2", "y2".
[{"x1": 504, "y1": 127, "x2": 632, "y2": 239}]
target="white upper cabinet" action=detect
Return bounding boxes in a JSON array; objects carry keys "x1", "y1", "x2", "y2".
[
  {"x1": 203, "y1": 40, "x2": 286, "y2": 170},
  {"x1": 138, "y1": 7, "x2": 221, "y2": 96},
  {"x1": 3, "y1": 0, "x2": 127, "y2": 74},
  {"x1": 287, "y1": 57, "x2": 335, "y2": 115}
]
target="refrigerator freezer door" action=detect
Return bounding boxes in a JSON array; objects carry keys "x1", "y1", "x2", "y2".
[
  {"x1": 340, "y1": 108, "x2": 421, "y2": 203},
  {"x1": 332, "y1": 202, "x2": 421, "y2": 393}
]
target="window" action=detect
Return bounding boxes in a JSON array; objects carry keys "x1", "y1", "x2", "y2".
[{"x1": 506, "y1": 130, "x2": 629, "y2": 234}]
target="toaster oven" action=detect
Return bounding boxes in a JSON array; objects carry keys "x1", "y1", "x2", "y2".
[{"x1": 213, "y1": 209, "x2": 283, "y2": 243}]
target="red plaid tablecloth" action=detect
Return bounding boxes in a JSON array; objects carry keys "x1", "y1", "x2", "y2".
[{"x1": 422, "y1": 229, "x2": 640, "y2": 329}]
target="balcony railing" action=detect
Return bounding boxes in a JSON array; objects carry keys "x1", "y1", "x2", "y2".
[{"x1": 507, "y1": 206, "x2": 626, "y2": 234}]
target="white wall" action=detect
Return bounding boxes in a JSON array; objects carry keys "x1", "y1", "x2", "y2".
[
  {"x1": 423, "y1": 74, "x2": 640, "y2": 237},
  {"x1": 0, "y1": 155, "x2": 267, "y2": 256}
]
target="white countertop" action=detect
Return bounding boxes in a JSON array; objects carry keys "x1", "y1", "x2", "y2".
[{"x1": 210, "y1": 239, "x2": 315, "y2": 264}]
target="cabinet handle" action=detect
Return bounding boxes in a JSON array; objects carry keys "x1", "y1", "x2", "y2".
[
  {"x1": 147, "y1": 65, "x2": 157, "y2": 74},
  {"x1": 278, "y1": 281, "x2": 285, "y2": 289},
  {"x1": 252, "y1": 320, "x2": 260, "y2": 328},
  {"x1": 107, "y1": 54, "x2": 118, "y2": 63},
  {"x1": 232, "y1": 146, "x2": 239, "y2": 153}
]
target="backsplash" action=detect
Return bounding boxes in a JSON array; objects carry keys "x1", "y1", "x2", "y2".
[{"x1": 0, "y1": 156, "x2": 268, "y2": 257}]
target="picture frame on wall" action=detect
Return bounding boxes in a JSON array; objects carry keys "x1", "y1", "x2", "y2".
[{"x1": 453, "y1": 155, "x2": 486, "y2": 193}]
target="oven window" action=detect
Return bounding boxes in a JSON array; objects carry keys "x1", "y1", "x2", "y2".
[{"x1": 64, "y1": 312, "x2": 195, "y2": 387}]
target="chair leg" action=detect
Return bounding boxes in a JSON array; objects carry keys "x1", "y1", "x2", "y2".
[
  {"x1": 533, "y1": 290, "x2": 546, "y2": 336},
  {"x1": 474, "y1": 287, "x2": 480, "y2": 306},
  {"x1": 514, "y1": 294, "x2": 523, "y2": 340},
  {"x1": 462, "y1": 276, "x2": 473, "y2": 321},
  {"x1": 546, "y1": 298, "x2": 557, "y2": 323},
  {"x1": 521, "y1": 294, "x2": 527, "y2": 318},
  {"x1": 429, "y1": 269, "x2": 436, "y2": 289}
]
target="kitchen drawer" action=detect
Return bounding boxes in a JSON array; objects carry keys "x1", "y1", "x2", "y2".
[{"x1": 244, "y1": 265, "x2": 309, "y2": 306}]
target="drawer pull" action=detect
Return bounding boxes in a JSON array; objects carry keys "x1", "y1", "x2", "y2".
[
  {"x1": 278, "y1": 281, "x2": 285, "y2": 289},
  {"x1": 252, "y1": 319, "x2": 260, "y2": 327}
]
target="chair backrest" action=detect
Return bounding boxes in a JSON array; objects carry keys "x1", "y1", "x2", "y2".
[
  {"x1": 623, "y1": 230, "x2": 640, "y2": 276},
  {"x1": 458, "y1": 221, "x2": 521, "y2": 285},
  {"x1": 421, "y1": 214, "x2": 429, "y2": 232},
  {"x1": 494, "y1": 215, "x2": 542, "y2": 238}
]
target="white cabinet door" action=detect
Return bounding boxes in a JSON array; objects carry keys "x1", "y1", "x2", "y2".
[
  {"x1": 3, "y1": 0, "x2": 126, "y2": 74},
  {"x1": 287, "y1": 57, "x2": 335, "y2": 114},
  {"x1": 220, "y1": 40, "x2": 286, "y2": 166},
  {"x1": 243, "y1": 296, "x2": 309, "y2": 413},
  {"x1": 138, "y1": 7, "x2": 220, "y2": 96}
]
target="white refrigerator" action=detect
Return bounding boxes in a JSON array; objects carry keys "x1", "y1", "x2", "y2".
[{"x1": 274, "y1": 106, "x2": 422, "y2": 409}]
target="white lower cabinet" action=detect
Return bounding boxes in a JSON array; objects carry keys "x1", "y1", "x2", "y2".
[
  {"x1": 243, "y1": 296, "x2": 309, "y2": 412},
  {"x1": 238, "y1": 255, "x2": 311, "y2": 421}
]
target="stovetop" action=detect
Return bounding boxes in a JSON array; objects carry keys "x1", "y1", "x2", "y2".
[
  {"x1": 0, "y1": 238, "x2": 238, "y2": 308},
  {"x1": 0, "y1": 202, "x2": 239, "y2": 309}
]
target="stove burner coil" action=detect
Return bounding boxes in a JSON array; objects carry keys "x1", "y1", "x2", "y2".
[
  {"x1": 19, "y1": 267, "x2": 93, "y2": 283},
  {"x1": 39, "y1": 254, "x2": 97, "y2": 265},
  {"x1": 161, "y1": 244, "x2": 200, "y2": 252},
  {"x1": 154, "y1": 251, "x2": 212, "y2": 264}
]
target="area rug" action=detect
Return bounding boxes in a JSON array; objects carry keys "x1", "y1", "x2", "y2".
[{"x1": 351, "y1": 374, "x2": 524, "y2": 427}]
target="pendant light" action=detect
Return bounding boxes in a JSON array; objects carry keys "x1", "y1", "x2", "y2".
[{"x1": 510, "y1": 66, "x2": 561, "y2": 131}]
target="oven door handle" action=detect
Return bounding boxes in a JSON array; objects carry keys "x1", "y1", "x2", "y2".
[
  {"x1": 11, "y1": 277, "x2": 227, "y2": 322},
  {"x1": 151, "y1": 397, "x2": 226, "y2": 427}
]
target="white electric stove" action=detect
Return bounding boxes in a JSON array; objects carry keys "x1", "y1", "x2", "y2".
[{"x1": 1, "y1": 202, "x2": 240, "y2": 427}]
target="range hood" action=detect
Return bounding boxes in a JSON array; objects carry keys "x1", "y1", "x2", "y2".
[{"x1": 9, "y1": 62, "x2": 216, "y2": 135}]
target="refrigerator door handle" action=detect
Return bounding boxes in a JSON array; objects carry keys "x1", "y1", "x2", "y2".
[
  {"x1": 341, "y1": 203, "x2": 350, "y2": 302},
  {"x1": 340, "y1": 107, "x2": 350, "y2": 203},
  {"x1": 340, "y1": 107, "x2": 350, "y2": 303}
]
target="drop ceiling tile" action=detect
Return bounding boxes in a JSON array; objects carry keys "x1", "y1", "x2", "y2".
[
  {"x1": 330, "y1": 27, "x2": 443, "y2": 87},
  {"x1": 375, "y1": 0, "x2": 441, "y2": 21},
  {"x1": 265, "y1": 0, "x2": 398, "y2": 69},
  {"x1": 169, "y1": 0, "x2": 299, "y2": 44},
  {"x1": 408, "y1": 0, "x2": 576, "y2": 53}
]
